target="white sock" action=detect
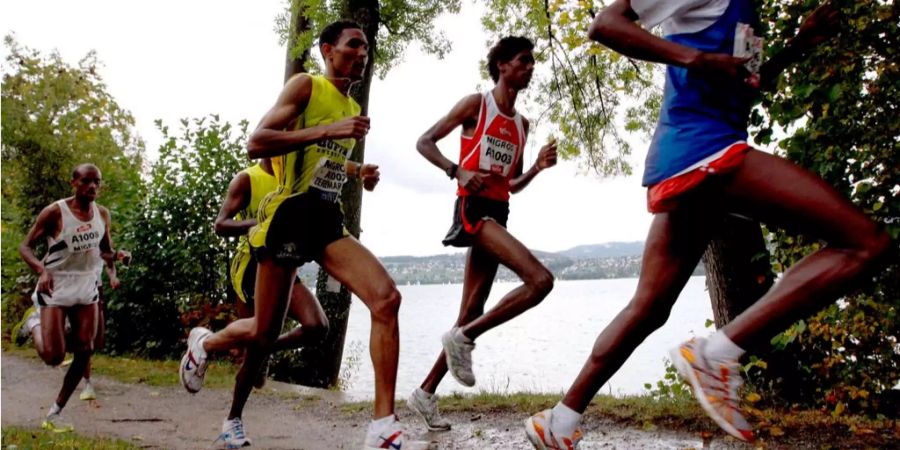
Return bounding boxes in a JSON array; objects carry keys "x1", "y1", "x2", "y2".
[
  {"x1": 454, "y1": 327, "x2": 473, "y2": 344},
  {"x1": 83, "y1": 379, "x2": 93, "y2": 389},
  {"x1": 48, "y1": 402, "x2": 62, "y2": 416},
  {"x1": 196, "y1": 335, "x2": 209, "y2": 360},
  {"x1": 367, "y1": 414, "x2": 396, "y2": 434},
  {"x1": 416, "y1": 387, "x2": 435, "y2": 399},
  {"x1": 705, "y1": 332, "x2": 745, "y2": 363},
  {"x1": 550, "y1": 402, "x2": 582, "y2": 437}
]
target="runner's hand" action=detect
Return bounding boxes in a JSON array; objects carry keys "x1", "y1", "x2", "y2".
[
  {"x1": 116, "y1": 249, "x2": 132, "y2": 266},
  {"x1": 361, "y1": 164, "x2": 380, "y2": 191},
  {"x1": 109, "y1": 275, "x2": 121, "y2": 290},
  {"x1": 457, "y1": 169, "x2": 488, "y2": 192},
  {"x1": 326, "y1": 116, "x2": 370, "y2": 140},
  {"x1": 536, "y1": 140, "x2": 558, "y2": 171},
  {"x1": 37, "y1": 270, "x2": 54, "y2": 295},
  {"x1": 687, "y1": 52, "x2": 751, "y2": 83}
]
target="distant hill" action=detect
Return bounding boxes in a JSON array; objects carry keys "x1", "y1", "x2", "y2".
[
  {"x1": 558, "y1": 241, "x2": 645, "y2": 259},
  {"x1": 296, "y1": 241, "x2": 703, "y2": 286}
]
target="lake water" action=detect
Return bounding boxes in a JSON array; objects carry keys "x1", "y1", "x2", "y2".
[{"x1": 340, "y1": 276, "x2": 714, "y2": 399}]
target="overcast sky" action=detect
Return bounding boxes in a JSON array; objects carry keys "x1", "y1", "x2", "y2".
[{"x1": 2, "y1": 0, "x2": 655, "y2": 257}]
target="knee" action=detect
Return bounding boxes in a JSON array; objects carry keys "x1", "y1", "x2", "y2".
[
  {"x1": 858, "y1": 227, "x2": 892, "y2": 267},
  {"x1": 302, "y1": 316, "x2": 330, "y2": 341},
  {"x1": 41, "y1": 350, "x2": 66, "y2": 367},
  {"x1": 369, "y1": 285, "x2": 402, "y2": 324},
  {"x1": 526, "y1": 268, "x2": 554, "y2": 303},
  {"x1": 625, "y1": 296, "x2": 671, "y2": 331}
]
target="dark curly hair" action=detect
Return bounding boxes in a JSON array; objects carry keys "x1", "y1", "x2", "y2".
[{"x1": 487, "y1": 36, "x2": 534, "y2": 82}]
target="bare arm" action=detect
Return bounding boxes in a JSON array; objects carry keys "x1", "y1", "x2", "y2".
[
  {"x1": 247, "y1": 74, "x2": 371, "y2": 159},
  {"x1": 588, "y1": 0, "x2": 749, "y2": 79},
  {"x1": 509, "y1": 119, "x2": 557, "y2": 194},
  {"x1": 98, "y1": 206, "x2": 122, "y2": 289},
  {"x1": 417, "y1": 94, "x2": 489, "y2": 191},
  {"x1": 19, "y1": 204, "x2": 61, "y2": 294},
  {"x1": 214, "y1": 172, "x2": 256, "y2": 237},
  {"x1": 759, "y1": 2, "x2": 841, "y2": 90}
]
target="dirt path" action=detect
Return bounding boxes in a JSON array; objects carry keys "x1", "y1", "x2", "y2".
[{"x1": 2, "y1": 354, "x2": 747, "y2": 449}]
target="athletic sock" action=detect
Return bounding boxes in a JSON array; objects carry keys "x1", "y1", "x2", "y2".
[
  {"x1": 704, "y1": 331, "x2": 745, "y2": 363},
  {"x1": 365, "y1": 414, "x2": 397, "y2": 443},
  {"x1": 48, "y1": 402, "x2": 62, "y2": 416},
  {"x1": 551, "y1": 402, "x2": 582, "y2": 437},
  {"x1": 454, "y1": 327, "x2": 473, "y2": 344}
]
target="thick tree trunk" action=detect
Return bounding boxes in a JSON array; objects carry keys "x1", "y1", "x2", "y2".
[
  {"x1": 287, "y1": 0, "x2": 381, "y2": 388},
  {"x1": 703, "y1": 215, "x2": 774, "y2": 329}
]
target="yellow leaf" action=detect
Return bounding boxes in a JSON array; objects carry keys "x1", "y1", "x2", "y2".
[
  {"x1": 769, "y1": 426, "x2": 785, "y2": 436},
  {"x1": 746, "y1": 392, "x2": 762, "y2": 403}
]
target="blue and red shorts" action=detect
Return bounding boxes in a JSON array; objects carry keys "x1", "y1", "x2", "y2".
[{"x1": 647, "y1": 142, "x2": 751, "y2": 213}]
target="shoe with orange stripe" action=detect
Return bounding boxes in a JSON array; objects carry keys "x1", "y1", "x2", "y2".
[
  {"x1": 524, "y1": 409, "x2": 582, "y2": 450},
  {"x1": 669, "y1": 337, "x2": 755, "y2": 442}
]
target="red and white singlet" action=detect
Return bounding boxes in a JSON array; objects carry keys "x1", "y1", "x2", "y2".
[{"x1": 457, "y1": 91, "x2": 527, "y2": 202}]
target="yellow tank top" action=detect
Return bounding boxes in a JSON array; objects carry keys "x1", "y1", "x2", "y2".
[
  {"x1": 236, "y1": 163, "x2": 278, "y2": 222},
  {"x1": 271, "y1": 74, "x2": 362, "y2": 203}
]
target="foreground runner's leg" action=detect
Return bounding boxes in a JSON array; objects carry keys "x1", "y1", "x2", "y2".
[
  {"x1": 319, "y1": 236, "x2": 413, "y2": 449},
  {"x1": 670, "y1": 150, "x2": 890, "y2": 441},
  {"x1": 526, "y1": 199, "x2": 716, "y2": 449},
  {"x1": 44, "y1": 303, "x2": 98, "y2": 432},
  {"x1": 412, "y1": 245, "x2": 499, "y2": 431},
  {"x1": 442, "y1": 220, "x2": 554, "y2": 387}
]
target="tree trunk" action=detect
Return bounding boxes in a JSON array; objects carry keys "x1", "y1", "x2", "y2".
[
  {"x1": 288, "y1": 0, "x2": 381, "y2": 388},
  {"x1": 703, "y1": 215, "x2": 774, "y2": 330},
  {"x1": 283, "y1": 1, "x2": 311, "y2": 83}
]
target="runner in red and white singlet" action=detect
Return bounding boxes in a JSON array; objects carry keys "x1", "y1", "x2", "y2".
[{"x1": 408, "y1": 36, "x2": 559, "y2": 432}]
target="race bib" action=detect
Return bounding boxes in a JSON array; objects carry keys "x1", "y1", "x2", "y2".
[
  {"x1": 479, "y1": 134, "x2": 517, "y2": 176},
  {"x1": 734, "y1": 23, "x2": 763, "y2": 86},
  {"x1": 309, "y1": 158, "x2": 347, "y2": 195}
]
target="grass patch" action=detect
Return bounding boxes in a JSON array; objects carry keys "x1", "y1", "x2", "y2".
[
  {"x1": 1, "y1": 426, "x2": 140, "y2": 449},
  {"x1": 2, "y1": 343, "x2": 238, "y2": 389}
]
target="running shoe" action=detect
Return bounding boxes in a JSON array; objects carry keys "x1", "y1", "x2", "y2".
[
  {"x1": 41, "y1": 412, "x2": 74, "y2": 433},
  {"x1": 12, "y1": 306, "x2": 39, "y2": 345},
  {"x1": 215, "y1": 417, "x2": 251, "y2": 448},
  {"x1": 79, "y1": 382, "x2": 97, "y2": 401},
  {"x1": 669, "y1": 338, "x2": 754, "y2": 442},
  {"x1": 363, "y1": 417, "x2": 429, "y2": 450},
  {"x1": 180, "y1": 327, "x2": 212, "y2": 393},
  {"x1": 441, "y1": 327, "x2": 475, "y2": 387},
  {"x1": 407, "y1": 388, "x2": 451, "y2": 431},
  {"x1": 524, "y1": 409, "x2": 582, "y2": 450}
]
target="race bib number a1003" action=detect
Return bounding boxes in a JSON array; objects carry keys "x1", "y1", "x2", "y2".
[{"x1": 479, "y1": 135, "x2": 517, "y2": 176}]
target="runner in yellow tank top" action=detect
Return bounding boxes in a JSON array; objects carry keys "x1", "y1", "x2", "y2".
[{"x1": 178, "y1": 21, "x2": 413, "y2": 449}]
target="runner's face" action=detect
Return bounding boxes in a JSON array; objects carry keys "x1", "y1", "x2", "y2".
[
  {"x1": 500, "y1": 49, "x2": 535, "y2": 90},
  {"x1": 71, "y1": 167, "x2": 102, "y2": 202},
  {"x1": 326, "y1": 28, "x2": 369, "y2": 80}
]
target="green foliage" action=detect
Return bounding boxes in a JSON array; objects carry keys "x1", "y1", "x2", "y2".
[
  {"x1": 2, "y1": 426, "x2": 141, "y2": 450},
  {"x1": 481, "y1": 0, "x2": 662, "y2": 176},
  {"x1": 644, "y1": 359, "x2": 693, "y2": 402},
  {"x1": 276, "y1": 0, "x2": 461, "y2": 78},
  {"x1": 103, "y1": 116, "x2": 249, "y2": 357},
  {"x1": 1, "y1": 36, "x2": 144, "y2": 336},
  {"x1": 745, "y1": 0, "x2": 900, "y2": 415}
]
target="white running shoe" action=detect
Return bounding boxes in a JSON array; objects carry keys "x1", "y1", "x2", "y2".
[
  {"x1": 441, "y1": 327, "x2": 475, "y2": 387},
  {"x1": 524, "y1": 409, "x2": 583, "y2": 450},
  {"x1": 407, "y1": 388, "x2": 451, "y2": 431},
  {"x1": 79, "y1": 381, "x2": 97, "y2": 401},
  {"x1": 180, "y1": 327, "x2": 212, "y2": 393},
  {"x1": 216, "y1": 417, "x2": 251, "y2": 448},
  {"x1": 364, "y1": 416, "x2": 430, "y2": 450},
  {"x1": 41, "y1": 412, "x2": 74, "y2": 433},
  {"x1": 669, "y1": 337, "x2": 754, "y2": 442}
]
